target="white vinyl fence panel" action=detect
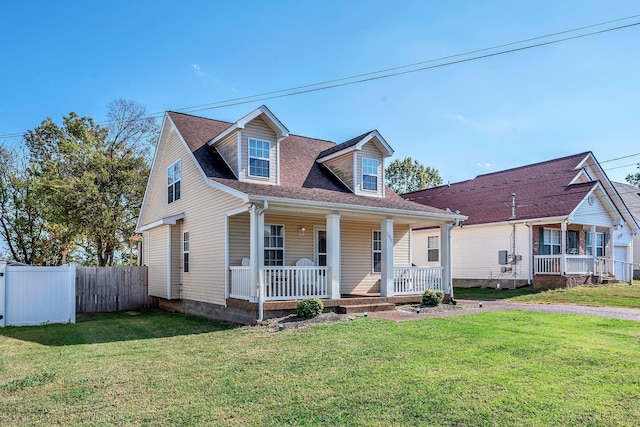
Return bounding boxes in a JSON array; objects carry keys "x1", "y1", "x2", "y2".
[{"x1": 0, "y1": 263, "x2": 76, "y2": 327}]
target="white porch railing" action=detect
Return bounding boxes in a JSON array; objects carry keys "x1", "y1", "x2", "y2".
[
  {"x1": 534, "y1": 255, "x2": 614, "y2": 276},
  {"x1": 393, "y1": 266, "x2": 443, "y2": 294},
  {"x1": 230, "y1": 266, "x2": 330, "y2": 301},
  {"x1": 229, "y1": 266, "x2": 254, "y2": 300},
  {"x1": 264, "y1": 266, "x2": 329, "y2": 300}
]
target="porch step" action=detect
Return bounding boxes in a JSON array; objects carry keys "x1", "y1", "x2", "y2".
[{"x1": 337, "y1": 303, "x2": 396, "y2": 314}]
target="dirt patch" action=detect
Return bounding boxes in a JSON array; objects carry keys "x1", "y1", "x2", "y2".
[{"x1": 256, "y1": 311, "x2": 358, "y2": 331}]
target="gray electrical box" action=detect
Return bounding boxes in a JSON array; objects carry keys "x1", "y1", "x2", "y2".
[{"x1": 498, "y1": 250, "x2": 509, "y2": 265}]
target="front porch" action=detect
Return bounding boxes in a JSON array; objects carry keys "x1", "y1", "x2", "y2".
[{"x1": 229, "y1": 265, "x2": 445, "y2": 301}]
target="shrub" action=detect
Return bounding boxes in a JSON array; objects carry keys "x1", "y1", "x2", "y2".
[
  {"x1": 421, "y1": 289, "x2": 444, "y2": 306},
  {"x1": 296, "y1": 298, "x2": 324, "y2": 319}
]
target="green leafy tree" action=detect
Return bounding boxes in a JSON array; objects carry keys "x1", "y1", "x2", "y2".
[
  {"x1": 24, "y1": 99, "x2": 158, "y2": 266},
  {"x1": 0, "y1": 148, "x2": 68, "y2": 264},
  {"x1": 385, "y1": 156, "x2": 443, "y2": 194},
  {"x1": 625, "y1": 166, "x2": 640, "y2": 187}
]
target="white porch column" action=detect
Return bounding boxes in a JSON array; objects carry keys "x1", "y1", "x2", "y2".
[
  {"x1": 326, "y1": 214, "x2": 341, "y2": 299},
  {"x1": 440, "y1": 223, "x2": 453, "y2": 297},
  {"x1": 561, "y1": 221, "x2": 567, "y2": 275},
  {"x1": 591, "y1": 225, "x2": 597, "y2": 275},
  {"x1": 380, "y1": 218, "x2": 394, "y2": 297},
  {"x1": 257, "y1": 209, "x2": 265, "y2": 302}
]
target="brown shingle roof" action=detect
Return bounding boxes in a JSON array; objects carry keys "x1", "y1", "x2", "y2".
[
  {"x1": 167, "y1": 111, "x2": 449, "y2": 215},
  {"x1": 317, "y1": 130, "x2": 373, "y2": 158},
  {"x1": 402, "y1": 152, "x2": 597, "y2": 225}
]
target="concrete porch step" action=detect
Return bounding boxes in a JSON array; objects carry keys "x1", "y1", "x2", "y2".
[{"x1": 337, "y1": 303, "x2": 396, "y2": 314}]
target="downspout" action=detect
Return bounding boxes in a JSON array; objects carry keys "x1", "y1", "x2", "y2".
[
  {"x1": 525, "y1": 223, "x2": 532, "y2": 285},
  {"x1": 256, "y1": 201, "x2": 268, "y2": 323}
]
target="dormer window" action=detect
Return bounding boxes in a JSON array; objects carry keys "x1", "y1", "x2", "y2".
[
  {"x1": 168, "y1": 160, "x2": 181, "y2": 203},
  {"x1": 249, "y1": 138, "x2": 270, "y2": 178},
  {"x1": 362, "y1": 158, "x2": 378, "y2": 191}
]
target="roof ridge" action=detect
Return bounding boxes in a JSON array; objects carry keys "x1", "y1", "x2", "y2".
[
  {"x1": 286, "y1": 133, "x2": 336, "y2": 145},
  {"x1": 474, "y1": 151, "x2": 592, "y2": 179}
]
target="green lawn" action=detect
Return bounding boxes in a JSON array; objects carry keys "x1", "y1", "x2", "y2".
[
  {"x1": 455, "y1": 282, "x2": 640, "y2": 309},
  {"x1": 1, "y1": 311, "x2": 639, "y2": 426}
]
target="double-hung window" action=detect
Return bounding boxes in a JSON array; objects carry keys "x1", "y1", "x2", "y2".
[
  {"x1": 586, "y1": 232, "x2": 604, "y2": 257},
  {"x1": 427, "y1": 236, "x2": 440, "y2": 262},
  {"x1": 541, "y1": 228, "x2": 561, "y2": 255},
  {"x1": 249, "y1": 138, "x2": 270, "y2": 178},
  {"x1": 264, "y1": 224, "x2": 284, "y2": 266},
  {"x1": 167, "y1": 160, "x2": 181, "y2": 203},
  {"x1": 362, "y1": 158, "x2": 378, "y2": 191},
  {"x1": 372, "y1": 230, "x2": 382, "y2": 273},
  {"x1": 183, "y1": 231, "x2": 190, "y2": 273}
]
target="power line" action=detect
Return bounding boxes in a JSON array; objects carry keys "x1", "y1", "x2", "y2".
[
  {"x1": 600, "y1": 152, "x2": 640, "y2": 163},
  {"x1": 1, "y1": 15, "x2": 639, "y2": 139}
]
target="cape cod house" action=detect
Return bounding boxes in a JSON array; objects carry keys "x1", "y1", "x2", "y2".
[
  {"x1": 403, "y1": 153, "x2": 639, "y2": 289},
  {"x1": 136, "y1": 106, "x2": 465, "y2": 324}
]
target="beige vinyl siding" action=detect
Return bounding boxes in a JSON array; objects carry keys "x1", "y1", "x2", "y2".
[
  {"x1": 447, "y1": 224, "x2": 530, "y2": 281},
  {"x1": 355, "y1": 141, "x2": 384, "y2": 197},
  {"x1": 323, "y1": 153, "x2": 354, "y2": 191},
  {"x1": 141, "y1": 128, "x2": 189, "y2": 225},
  {"x1": 170, "y1": 222, "x2": 182, "y2": 299},
  {"x1": 393, "y1": 224, "x2": 411, "y2": 266},
  {"x1": 148, "y1": 226, "x2": 168, "y2": 298},
  {"x1": 241, "y1": 117, "x2": 277, "y2": 184},
  {"x1": 215, "y1": 132, "x2": 239, "y2": 178},
  {"x1": 141, "y1": 123, "x2": 246, "y2": 305},
  {"x1": 228, "y1": 212, "x2": 250, "y2": 266},
  {"x1": 263, "y1": 214, "x2": 327, "y2": 265}
]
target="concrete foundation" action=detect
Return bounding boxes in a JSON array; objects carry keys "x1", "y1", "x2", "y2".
[{"x1": 453, "y1": 278, "x2": 530, "y2": 289}]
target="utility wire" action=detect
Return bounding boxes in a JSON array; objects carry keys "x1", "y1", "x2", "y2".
[{"x1": 1, "y1": 15, "x2": 639, "y2": 139}]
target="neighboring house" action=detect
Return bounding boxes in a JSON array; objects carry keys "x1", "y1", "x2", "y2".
[
  {"x1": 403, "y1": 153, "x2": 639, "y2": 289},
  {"x1": 136, "y1": 105, "x2": 465, "y2": 324},
  {"x1": 613, "y1": 181, "x2": 640, "y2": 279}
]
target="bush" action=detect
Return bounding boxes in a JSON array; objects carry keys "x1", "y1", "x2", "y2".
[
  {"x1": 421, "y1": 289, "x2": 444, "y2": 306},
  {"x1": 296, "y1": 298, "x2": 324, "y2": 319}
]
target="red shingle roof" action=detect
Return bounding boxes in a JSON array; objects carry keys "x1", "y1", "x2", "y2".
[
  {"x1": 167, "y1": 111, "x2": 449, "y2": 215},
  {"x1": 402, "y1": 153, "x2": 597, "y2": 225}
]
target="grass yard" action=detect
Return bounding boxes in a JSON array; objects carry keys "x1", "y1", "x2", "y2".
[
  {"x1": 1, "y1": 310, "x2": 639, "y2": 426},
  {"x1": 455, "y1": 282, "x2": 640, "y2": 309}
]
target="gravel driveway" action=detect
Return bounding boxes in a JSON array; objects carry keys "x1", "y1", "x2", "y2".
[{"x1": 369, "y1": 299, "x2": 640, "y2": 322}]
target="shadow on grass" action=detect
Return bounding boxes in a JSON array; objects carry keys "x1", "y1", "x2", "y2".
[
  {"x1": 0, "y1": 310, "x2": 234, "y2": 347},
  {"x1": 454, "y1": 286, "x2": 543, "y2": 301}
]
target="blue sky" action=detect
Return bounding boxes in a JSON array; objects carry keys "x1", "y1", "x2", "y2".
[{"x1": 1, "y1": 0, "x2": 639, "y2": 184}]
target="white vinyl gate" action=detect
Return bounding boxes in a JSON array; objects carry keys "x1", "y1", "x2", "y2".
[{"x1": 0, "y1": 263, "x2": 76, "y2": 327}]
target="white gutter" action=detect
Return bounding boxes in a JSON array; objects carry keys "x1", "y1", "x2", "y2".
[{"x1": 247, "y1": 195, "x2": 467, "y2": 223}]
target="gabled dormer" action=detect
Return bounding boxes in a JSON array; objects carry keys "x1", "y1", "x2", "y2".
[
  {"x1": 316, "y1": 130, "x2": 394, "y2": 198},
  {"x1": 208, "y1": 105, "x2": 289, "y2": 185}
]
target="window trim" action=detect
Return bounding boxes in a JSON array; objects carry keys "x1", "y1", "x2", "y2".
[
  {"x1": 372, "y1": 230, "x2": 382, "y2": 273},
  {"x1": 183, "y1": 230, "x2": 190, "y2": 274},
  {"x1": 586, "y1": 231, "x2": 605, "y2": 257},
  {"x1": 248, "y1": 138, "x2": 271, "y2": 179},
  {"x1": 427, "y1": 235, "x2": 440, "y2": 262},
  {"x1": 541, "y1": 228, "x2": 561, "y2": 255},
  {"x1": 362, "y1": 157, "x2": 379, "y2": 192},
  {"x1": 314, "y1": 226, "x2": 327, "y2": 267},
  {"x1": 264, "y1": 224, "x2": 285, "y2": 266},
  {"x1": 167, "y1": 159, "x2": 182, "y2": 204}
]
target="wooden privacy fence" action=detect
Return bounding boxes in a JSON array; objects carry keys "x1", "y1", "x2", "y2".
[{"x1": 76, "y1": 266, "x2": 153, "y2": 313}]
